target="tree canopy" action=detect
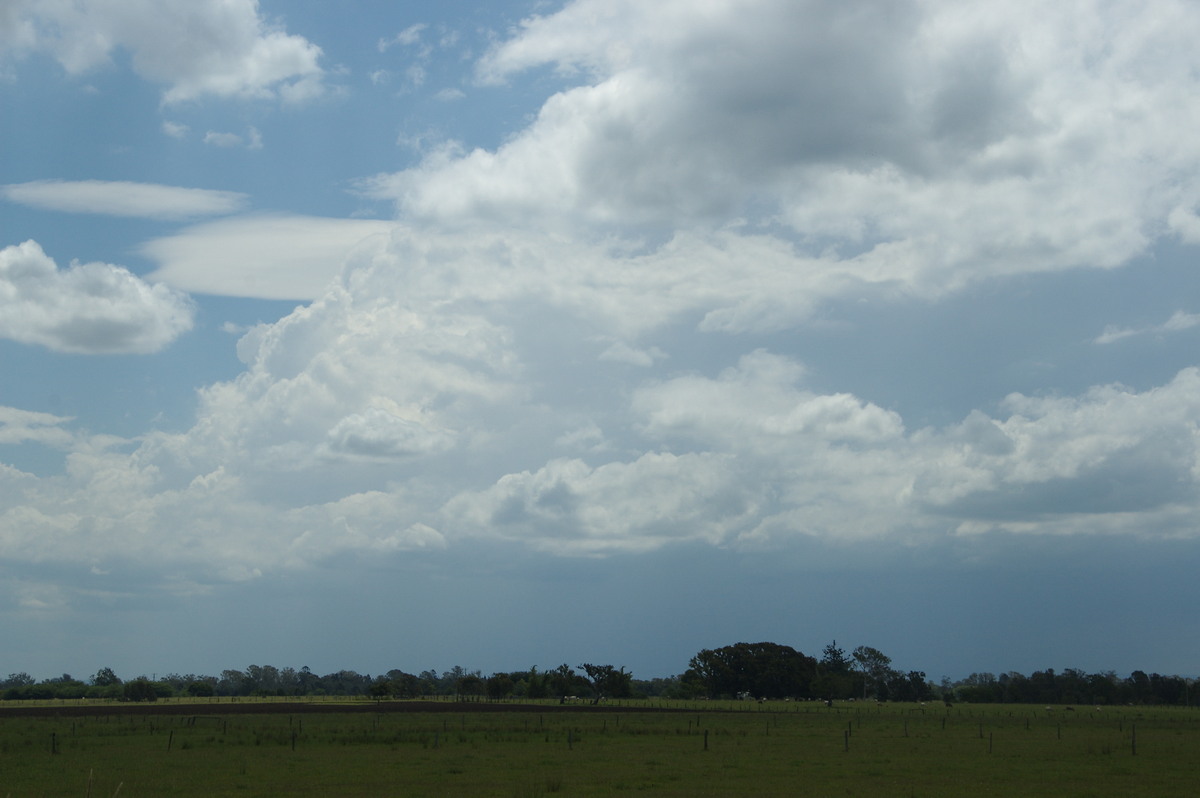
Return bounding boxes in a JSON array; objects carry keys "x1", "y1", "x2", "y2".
[{"x1": 686, "y1": 641, "x2": 818, "y2": 699}]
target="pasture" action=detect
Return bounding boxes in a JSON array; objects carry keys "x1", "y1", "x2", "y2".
[{"x1": 0, "y1": 699, "x2": 1197, "y2": 796}]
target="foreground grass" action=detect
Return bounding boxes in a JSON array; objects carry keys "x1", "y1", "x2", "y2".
[{"x1": 1, "y1": 701, "x2": 1197, "y2": 796}]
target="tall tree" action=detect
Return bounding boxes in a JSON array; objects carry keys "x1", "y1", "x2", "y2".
[
  {"x1": 549, "y1": 664, "x2": 578, "y2": 697},
  {"x1": 578, "y1": 663, "x2": 633, "y2": 702},
  {"x1": 814, "y1": 640, "x2": 858, "y2": 699},
  {"x1": 851, "y1": 646, "x2": 892, "y2": 699},
  {"x1": 819, "y1": 641, "x2": 851, "y2": 674},
  {"x1": 92, "y1": 667, "x2": 121, "y2": 687}
]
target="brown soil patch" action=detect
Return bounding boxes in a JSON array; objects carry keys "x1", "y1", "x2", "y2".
[{"x1": 0, "y1": 700, "x2": 683, "y2": 719}]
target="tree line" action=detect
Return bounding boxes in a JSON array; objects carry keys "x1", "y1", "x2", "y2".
[
  {"x1": 1, "y1": 641, "x2": 1194, "y2": 706},
  {"x1": 0, "y1": 663, "x2": 636, "y2": 704},
  {"x1": 681, "y1": 641, "x2": 1196, "y2": 706}
]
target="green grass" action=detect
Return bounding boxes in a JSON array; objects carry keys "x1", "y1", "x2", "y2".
[{"x1": 1, "y1": 702, "x2": 1198, "y2": 796}]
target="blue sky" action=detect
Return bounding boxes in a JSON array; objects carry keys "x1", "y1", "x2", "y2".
[{"x1": 3, "y1": 0, "x2": 1200, "y2": 685}]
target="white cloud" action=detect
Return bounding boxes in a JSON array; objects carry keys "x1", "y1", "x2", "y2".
[
  {"x1": 162, "y1": 120, "x2": 189, "y2": 139},
  {"x1": 912, "y1": 371, "x2": 1200, "y2": 536},
  {"x1": 404, "y1": 64, "x2": 426, "y2": 89},
  {"x1": 443, "y1": 452, "x2": 758, "y2": 556},
  {"x1": 376, "y1": 22, "x2": 445, "y2": 93},
  {"x1": 0, "y1": 240, "x2": 194, "y2": 354},
  {"x1": 204, "y1": 131, "x2": 243, "y2": 148},
  {"x1": 0, "y1": 0, "x2": 326, "y2": 103},
  {"x1": 203, "y1": 127, "x2": 263, "y2": 150},
  {"x1": 7, "y1": 233, "x2": 1200, "y2": 580},
  {"x1": 9, "y1": 0, "x2": 1200, "y2": 590},
  {"x1": 141, "y1": 214, "x2": 394, "y2": 300},
  {"x1": 1095, "y1": 311, "x2": 1200, "y2": 344},
  {"x1": 0, "y1": 406, "x2": 74, "y2": 448},
  {"x1": 634, "y1": 351, "x2": 905, "y2": 448},
  {"x1": 1168, "y1": 205, "x2": 1200, "y2": 243},
  {"x1": 371, "y1": 0, "x2": 1200, "y2": 303},
  {"x1": 379, "y1": 24, "x2": 428, "y2": 52},
  {"x1": 1, "y1": 180, "x2": 247, "y2": 220}
]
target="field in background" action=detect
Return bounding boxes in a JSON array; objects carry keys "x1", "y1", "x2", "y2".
[{"x1": 1, "y1": 699, "x2": 1197, "y2": 796}]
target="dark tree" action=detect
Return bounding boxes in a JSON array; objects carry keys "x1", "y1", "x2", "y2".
[
  {"x1": 688, "y1": 642, "x2": 817, "y2": 699},
  {"x1": 186, "y1": 680, "x2": 215, "y2": 697},
  {"x1": 486, "y1": 673, "x2": 514, "y2": 700},
  {"x1": 820, "y1": 641, "x2": 852, "y2": 674},
  {"x1": 885, "y1": 670, "x2": 932, "y2": 702},
  {"x1": 524, "y1": 667, "x2": 550, "y2": 699},
  {"x1": 457, "y1": 673, "x2": 484, "y2": 699},
  {"x1": 1, "y1": 673, "x2": 34, "y2": 689},
  {"x1": 92, "y1": 667, "x2": 121, "y2": 687},
  {"x1": 578, "y1": 663, "x2": 633, "y2": 702},
  {"x1": 123, "y1": 678, "x2": 158, "y2": 702},
  {"x1": 851, "y1": 646, "x2": 892, "y2": 699},
  {"x1": 814, "y1": 640, "x2": 859, "y2": 699},
  {"x1": 549, "y1": 664, "x2": 582, "y2": 697}
]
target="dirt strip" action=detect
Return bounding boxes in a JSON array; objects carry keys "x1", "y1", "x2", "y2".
[{"x1": 0, "y1": 700, "x2": 694, "y2": 718}]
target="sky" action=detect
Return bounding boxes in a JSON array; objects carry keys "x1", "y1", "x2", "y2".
[{"x1": 2, "y1": 0, "x2": 1200, "y2": 685}]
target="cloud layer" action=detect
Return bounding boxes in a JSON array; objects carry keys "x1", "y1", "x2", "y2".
[{"x1": 5, "y1": 0, "x2": 1200, "y2": 600}]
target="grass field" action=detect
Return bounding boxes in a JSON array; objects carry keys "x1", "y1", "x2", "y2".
[{"x1": 0, "y1": 699, "x2": 1197, "y2": 796}]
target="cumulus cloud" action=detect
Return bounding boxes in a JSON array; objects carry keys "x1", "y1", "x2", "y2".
[
  {"x1": 443, "y1": 452, "x2": 757, "y2": 556},
  {"x1": 0, "y1": 240, "x2": 194, "y2": 354},
  {"x1": 7, "y1": 249, "x2": 1200, "y2": 581},
  {"x1": 1, "y1": 180, "x2": 247, "y2": 220},
  {"x1": 634, "y1": 350, "x2": 905, "y2": 448},
  {"x1": 324, "y1": 407, "x2": 455, "y2": 459},
  {"x1": 0, "y1": 0, "x2": 326, "y2": 103},
  {"x1": 8, "y1": 0, "x2": 1200, "y2": 588},
  {"x1": 373, "y1": 0, "x2": 1200, "y2": 301},
  {"x1": 915, "y1": 371, "x2": 1200, "y2": 535}
]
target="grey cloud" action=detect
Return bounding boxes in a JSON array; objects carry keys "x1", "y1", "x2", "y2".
[
  {"x1": 444, "y1": 453, "x2": 759, "y2": 555},
  {"x1": 325, "y1": 409, "x2": 455, "y2": 459},
  {"x1": 945, "y1": 411, "x2": 1015, "y2": 457},
  {"x1": 927, "y1": 434, "x2": 1196, "y2": 522},
  {"x1": 391, "y1": 0, "x2": 1200, "y2": 315}
]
